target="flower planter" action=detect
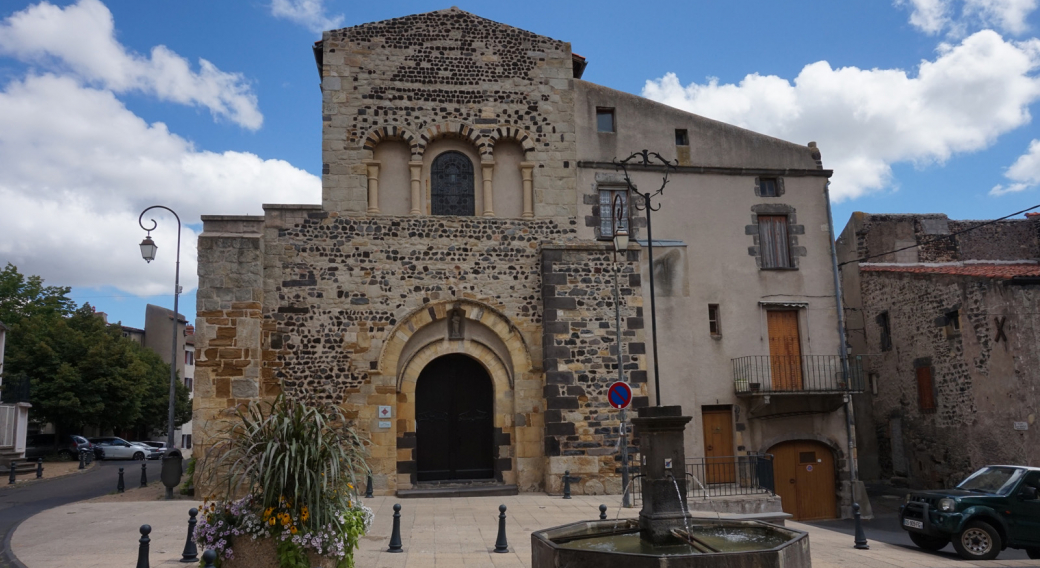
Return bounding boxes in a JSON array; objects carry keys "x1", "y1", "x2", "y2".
[{"x1": 222, "y1": 537, "x2": 337, "y2": 568}]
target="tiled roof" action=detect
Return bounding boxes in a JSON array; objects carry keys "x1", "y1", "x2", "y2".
[{"x1": 861, "y1": 262, "x2": 1040, "y2": 279}]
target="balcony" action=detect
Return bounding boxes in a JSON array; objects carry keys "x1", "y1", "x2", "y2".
[{"x1": 731, "y1": 355, "x2": 864, "y2": 418}]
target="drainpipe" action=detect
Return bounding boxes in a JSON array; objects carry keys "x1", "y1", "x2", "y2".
[{"x1": 824, "y1": 183, "x2": 858, "y2": 495}]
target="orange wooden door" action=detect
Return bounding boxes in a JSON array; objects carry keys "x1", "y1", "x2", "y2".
[
  {"x1": 770, "y1": 440, "x2": 837, "y2": 521},
  {"x1": 702, "y1": 408, "x2": 735, "y2": 484},
  {"x1": 767, "y1": 311, "x2": 803, "y2": 390}
]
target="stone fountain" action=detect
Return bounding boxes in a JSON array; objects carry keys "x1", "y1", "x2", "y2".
[{"x1": 532, "y1": 406, "x2": 810, "y2": 567}]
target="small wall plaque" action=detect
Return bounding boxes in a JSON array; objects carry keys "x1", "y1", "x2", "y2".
[
  {"x1": 378, "y1": 420, "x2": 391, "y2": 429},
  {"x1": 378, "y1": 405, "x2": 392, "y2": 419},
  {"x1": 1014, "y1": 421, "x2": 1029, "y2": 431},
  {"x1": 664, "y1": 458, "x2": 672, "y2": 469}
]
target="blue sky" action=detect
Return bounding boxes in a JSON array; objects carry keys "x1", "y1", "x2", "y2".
[{"x1": 1, "y1": 0, "x2": 1040, "y2": 328}]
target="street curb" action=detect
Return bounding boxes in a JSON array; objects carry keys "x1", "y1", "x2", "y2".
[
  {"x1": 0, "y1": 461, "x2": 98, "y2": 492},
  {"x1": 1, "y1": 518, "x2": 29, "y2": 568}
]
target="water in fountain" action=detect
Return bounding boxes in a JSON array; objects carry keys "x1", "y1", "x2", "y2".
[
  {"x1": 613, "y1": 476, "x2": 640, "y2": 532},
  {"x1": 669, "y1": 473, "x2": 692, "y2": 537},
  {"x1": 687, "y1": 474, "x2": 724, "y2": 524}
]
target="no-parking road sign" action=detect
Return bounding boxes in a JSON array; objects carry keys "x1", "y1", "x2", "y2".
[{"x1": 608, "y1": 382, "x2": 632, "y2": 409}]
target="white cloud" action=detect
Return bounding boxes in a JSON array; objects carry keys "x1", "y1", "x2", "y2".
[
  {"x1": 270, "y1": 0, "x2": 344, "y2": 34},
  {"x1": 0, "y1": 74, "x2": 319, "y2": 295},
  {"x1": 642, "y1": 30, "x2": 1040, "y2": 201},
  {"x1": 897, "y1": 0, "x2": 1038, "y2": 36},
  {"x1": 0, "y1": 0, "x2": 263, "y2": 130},
  {"x1": 899, "y1": 0, "x2": 952, "y2": 34},
  {"x1": 991, "y1": 139, "x2": 1040, "y2": 194}
]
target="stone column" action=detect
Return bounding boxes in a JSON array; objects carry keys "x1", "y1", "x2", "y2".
[
  {"x1": 481, "y1": 162, "x2": 495, "y2": 217},
  {"x1": 409, "y1": 161, "x2": 423, "y2": 215},
  {"x1": 520, "y1": 162, "x2": 535, "y2": 219},
  {"x1": 363, "y1": 159, "x2": 380, "y2": 214}
]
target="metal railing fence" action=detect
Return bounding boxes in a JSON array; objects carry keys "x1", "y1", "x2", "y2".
[
  {"x1": 732, "y1": 355, "x2": 864, "y2": 394},
  {"x1": 629, "y1": 454, "x2": 775, "y2": 505}
]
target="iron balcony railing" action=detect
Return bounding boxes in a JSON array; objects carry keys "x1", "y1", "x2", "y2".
[
  {"x1": 0, "y1": 374, "x2": 31, "y2": 404},
  {"x1": 732, "y1": 355, "x2": 864, "y2": 395},
  {"x1": 629, "y1": 454, "x2": 775, "y2": 505}
]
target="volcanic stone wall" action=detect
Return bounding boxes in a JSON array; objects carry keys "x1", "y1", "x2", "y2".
[
  {"x1": 319, "y1": 8, "x2": 578, "y2": 217},
  {"x1": 540, "y1": 245, "x2": 647, "y2": 494},
  {"x1": 859, "y1": 271, "x2": 1040, "y2": 486}
]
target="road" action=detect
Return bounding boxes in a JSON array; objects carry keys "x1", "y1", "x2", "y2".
[
  {"x1": 807, "y1": 493, "x2": 1030, "y2": 562},
  {"x1": 0, "y1": 459, "x2": 146, "y2": 568}
]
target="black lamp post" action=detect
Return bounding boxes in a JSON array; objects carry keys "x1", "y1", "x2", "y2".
[
  {"x1": 613, "y1": 150, "x2": 676, "y2": 406},
  {"x1": 137, "y1": 205, "x2": 181, "y2": 500},
  {"x1": 611, "y1": 193, "x2": 631, "y2": 506}
]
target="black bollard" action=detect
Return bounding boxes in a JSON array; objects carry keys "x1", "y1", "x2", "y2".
[
  {"x1": 387, "y1": 503, "x2": 403, "y2": 553},
  {"x1": 136, "y1": 524, "x2": 151, "y2": 568},
  {"x1": 140, "y1": 462, "x2": 147, "y2": 488},
  {"x1": 8, "y1": 462, "x2": 15, "y2": 485},
  {"x1": 36, "y1": 458, "x2": 43, "y2": 479},
  {"x1": 365, "y1": 474, "x2": 373, "y2": 498},
  {"x1": 853, "y1": 502, "x2": 869, "y2": 549},
  {"x1": 494, "y1": 504, "x2": 509, "y2": 553},
  {"x1": 201, "y1": 549, "x2": 217, "y2": 568},
  {"x1": 118, "y1": 467, "x2": 126, "y2": 492},
  {"x1": 599, "y1": 504, "x2": 607, "y2": 520},
  {"x1": 180, "y1": 508, "x2": 199, "y2": 562},
  {"x1": 78, "y1": 449, "x2": 85, "y2": 470},
  {"x1": 562, "y1": 470, "x2": 572, "y2": 499}
]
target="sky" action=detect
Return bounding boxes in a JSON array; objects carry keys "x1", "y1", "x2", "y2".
[{"x1": 2, "y1": 0, "x2": 1040, "y2": 329}]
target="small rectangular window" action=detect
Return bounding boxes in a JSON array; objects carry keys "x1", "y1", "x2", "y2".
[
  {"x1": 598, "y1": 188, "x2": 629, "y2": 238},
  {"x1": 758, "y1": 215, "x2": 792, "y2": 269},
  {"x1": 945, "y1": 310, "x2": 961, "y2": 337},
  {"x1": 916, "y1": 366, "x2": 936, "y2": 413},
  {"x1": 877, "y1": 311, "x2": 892, "y2": 352},
  {"x1": 870, "y1": 372, "x2": 879, "y2": 396},
  {"x1": 708, "y1": 304, "x2": 721, "y2": 337},
  {"x1": 759, "y1": 177, "x2": 778, "y2": 197},
  {"x1": 596, "y1": 108, "x2": 615, "y2": 133},
  {"x1": 798, "y1": 451, "x2": 817, "y2": 464},
  {"x1": 675, "y1": 129, "x2": 689, "y2": 146}
]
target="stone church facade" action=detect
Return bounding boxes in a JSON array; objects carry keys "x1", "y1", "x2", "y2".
[{"x1": 194, "y1": 9, "x2": 861, "y2": 515}]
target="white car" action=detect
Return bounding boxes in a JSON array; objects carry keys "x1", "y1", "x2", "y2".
[{"x1": 89, "y1": 437, "x2": 159, "y2": 460}]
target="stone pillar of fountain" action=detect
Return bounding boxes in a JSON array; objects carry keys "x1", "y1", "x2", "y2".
[{"x1": 631, "y1": 405, "x2": 693, "y2": 544}]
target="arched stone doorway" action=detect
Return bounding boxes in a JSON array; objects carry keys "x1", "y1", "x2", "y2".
[{"x1": 415, "y1": 354, "x2": 494, "y2": 481}]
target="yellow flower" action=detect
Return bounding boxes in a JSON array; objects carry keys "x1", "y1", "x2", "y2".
[
  {"x1": 290, "y1": 525, "x2": 298, "y2": 535},
  {"x1": 269, "y1": 517, "x2": 277, "y2": 526},
  {"x1": 347, "y1": 483, "x2": 353, "y2": 489}
]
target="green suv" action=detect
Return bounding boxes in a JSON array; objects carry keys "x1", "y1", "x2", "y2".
[{"x1": 900, "y1": 465, "x2": 1040, "y2": 560}]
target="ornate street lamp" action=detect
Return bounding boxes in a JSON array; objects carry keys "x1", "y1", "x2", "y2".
[
  {"x1": 613, "y1": 150, "x2": 676, "y2": 406},
  {"x1": 611, "y1": 193, "x2": 631, "y2": 506},
  {"x1": 137, "y1": 205, "x2": 181, "y2": 500}
]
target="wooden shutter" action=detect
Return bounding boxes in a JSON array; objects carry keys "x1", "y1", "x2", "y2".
[
  {"x1": 916, "y1": 366, "x2": 936, "y2": 412},
  {"x1": 758, "y1": 215, "x2": 791, "y2": 268}
]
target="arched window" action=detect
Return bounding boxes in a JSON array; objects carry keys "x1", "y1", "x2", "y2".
[{"x1": 431, "y1": 151, "x2": 475, "y2": 216}]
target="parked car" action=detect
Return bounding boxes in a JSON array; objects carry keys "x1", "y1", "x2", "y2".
[
  {"x1": 900, "y1": 465, "x2": 1040, "y2": 560},
  {"x1": 24, "y1": 434, "x2": 92, "y2": 461},
  {"x1": 88, "y1": 437, "x2": 160, "y2": 460},
  {"x1": 133, "y1": 441, "x2": 168, "y2": 459}
]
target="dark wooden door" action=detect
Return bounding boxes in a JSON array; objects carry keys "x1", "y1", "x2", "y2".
[
  {"x1": 770, "y1": 440, "x2": 837, "y2": 521},
  {"x1": 415, "y1": 354, "x2": 494, "y2": 481},
  {"x1": 702, "y1": 407, "x2": 735, "y2": 484}
]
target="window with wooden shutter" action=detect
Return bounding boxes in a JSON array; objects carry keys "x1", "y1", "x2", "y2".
[
  {"x1": 916, "y1": 366, "x2": 936, "y2": 413},
  {"x1": 758, "y1": 215, "x2": 792, "y2": 269}
]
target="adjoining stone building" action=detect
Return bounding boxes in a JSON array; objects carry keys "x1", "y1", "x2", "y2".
[
  {"x1": 194, "y1": 8, "x2": 864, "y2": 519},
  {"x1": 837, "y1": 212, "x2": 1040, "y2": 489}
]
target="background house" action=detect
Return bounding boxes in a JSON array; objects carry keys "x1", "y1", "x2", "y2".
[
  {"x1": 193, "y1": 8, "x2": 865, "y2": 520},
  {"x1": 0, "y1": 321, "x2": 32, "y2": 464},
  {"x1": 837, "y1": 212, "x2": 1040, "y2": 488}
]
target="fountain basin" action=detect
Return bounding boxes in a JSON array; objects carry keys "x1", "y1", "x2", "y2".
[{"x1": 532, "y1": 519, "x2": 810, "y2": 568}]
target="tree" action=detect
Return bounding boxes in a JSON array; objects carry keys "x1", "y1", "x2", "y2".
[{"x1": 1, "y1": 265, "x2": 190, "y2": 437}]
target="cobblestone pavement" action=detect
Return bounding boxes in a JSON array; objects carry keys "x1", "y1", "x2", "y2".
[{"x1": 11, "y1": 493, "x2": 1040, "y2": 568}]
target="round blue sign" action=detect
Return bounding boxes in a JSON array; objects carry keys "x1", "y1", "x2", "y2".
[{"x1": 608, "y1": 382, "x2": 633, "y2": 409}]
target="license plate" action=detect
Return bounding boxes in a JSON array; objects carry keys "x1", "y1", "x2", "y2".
[{"x1": 903, "y1": 519, "x2": 924, "y2": 529}]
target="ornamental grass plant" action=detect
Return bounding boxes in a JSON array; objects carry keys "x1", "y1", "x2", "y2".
[{"x1": 197, "y1": 395, "x2": 371, "y2": 568}]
